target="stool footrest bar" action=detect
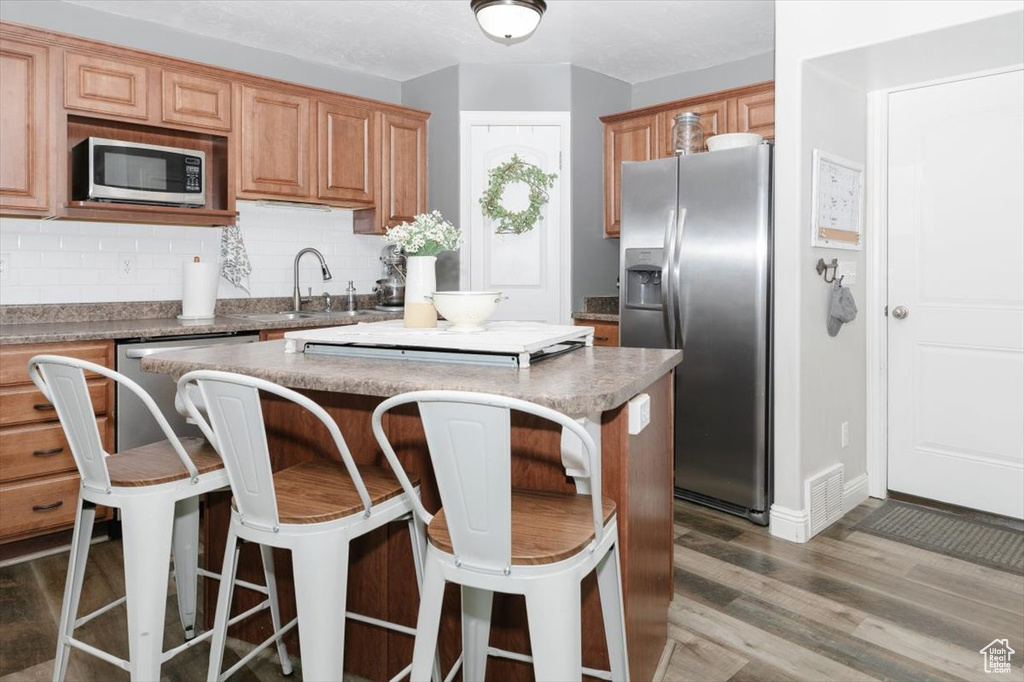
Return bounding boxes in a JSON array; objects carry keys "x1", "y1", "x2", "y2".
[
  {"x1": 161, "y1": 625, "x2": 216, "y2": 663},
  {"x1": 345, "y1": 610, "x2": 417, "y2": 637},
  {"x1": 65, "y1": 636, "x2": 130, "y2": 671},
  {"x1": 486, "y1": 646, "x2": 613, "y2": 681},
  {"x1": 73, "y1": 596, "x2": 126, "y2": 629},
  {"x1": 218, "y1": 617, "x2": 298, "y2": 682}
]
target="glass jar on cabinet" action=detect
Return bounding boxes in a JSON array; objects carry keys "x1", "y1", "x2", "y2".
[{"x1": 672, "y1": 112, "x2": 704, "y2": 155}]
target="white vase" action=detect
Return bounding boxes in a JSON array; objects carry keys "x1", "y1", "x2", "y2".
[{"x1": 404, "y1": 255, "x2": 437, "y2": 328}]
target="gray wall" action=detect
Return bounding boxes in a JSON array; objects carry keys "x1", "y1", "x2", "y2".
[
  {"x1": 459, "y1": 64, "x2": 572, "y2": 111},
  {"x1": 0, "y1": 0, "x2": 401, "y2": 102},
  {"x1": 402, "y1": 66, "x2": 461, "y2": 291},
  {"x1": 631, "y1": 51, "x2": 775, "y2": 108},
  {"x1": 570, "y1": 66, "x2": 631, "y2": 309}
]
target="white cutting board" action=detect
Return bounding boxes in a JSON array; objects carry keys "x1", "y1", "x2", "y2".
[{"x1": 283, "y1": 320, "x2": 593, "y2": 354}]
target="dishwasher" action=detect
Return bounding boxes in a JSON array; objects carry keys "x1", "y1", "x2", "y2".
[{"x1": 116, "y1": 333, "x2": 259, "y2": 451}]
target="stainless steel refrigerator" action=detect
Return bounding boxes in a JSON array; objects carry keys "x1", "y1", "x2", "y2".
[{"x1": 619, "y1": 144, "x2": 772, "y2": 525}]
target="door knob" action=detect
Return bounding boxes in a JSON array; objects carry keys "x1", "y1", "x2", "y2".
[{"x1": 892, "y1": 305, "x2": 909, "y2": 320}]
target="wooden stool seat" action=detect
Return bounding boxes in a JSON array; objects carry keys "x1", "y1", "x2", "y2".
[
  {"x1": 106, "y1": 437, "x2": 224, "y2": 487},
  {"x1": 428, "y1": 489, "x2": 617, "y2": 565},
  {"x1": 265, "y1": 459, "x2": 418, "y2": 525}
]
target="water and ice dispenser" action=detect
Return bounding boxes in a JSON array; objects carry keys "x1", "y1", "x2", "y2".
[{"x1": 623, "y1": 248, "x2": 664, "y2": 310}]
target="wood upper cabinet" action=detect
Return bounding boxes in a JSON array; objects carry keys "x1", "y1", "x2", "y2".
[
  {"x1": 603, "y1": 115, "x2": 655, "y2": 237},
  {"x1": 0, "y1": 38, "x2": 49, "y2": 213},
  {"x1": 64, "y1": 51, "x2": 149, "y2": 120},
  {"x1": 355, "y1": 110, "x2": 427, "y2": 234},
  {"x1": 735, "y1": 86, "x2": 775, "y2": 140},
  {"x1": 657, "y1": 99, "x2": 728, "y2": 157},
  {"x1": 381, "y1": 111, "x2": 427, "y2": 229},
  {"x1": 602, "y1": 81, "x2": 774, "y2": 238},
  {"x1": 162, "y1": 70, "x2": 231, "y2": 131},
  {"x1": 238, "y1": 85, "x2": 313, "y2": 199},
  {"x1": 317, "y1": 99, "x2": 375, "y2": 204}
]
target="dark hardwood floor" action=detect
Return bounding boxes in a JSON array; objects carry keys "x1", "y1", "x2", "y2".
[{"x1": 1, "y1": 499, "x2": 1021, "y2": 681}]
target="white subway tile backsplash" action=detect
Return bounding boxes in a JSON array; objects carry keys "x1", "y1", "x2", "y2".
[{"x1": 0, "y1": 201, "x2": 388, "y2": 305}]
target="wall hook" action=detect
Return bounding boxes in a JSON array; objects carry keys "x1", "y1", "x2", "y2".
[{"x1": 816, "y1": 258, "x2": 838, "y2": 284}]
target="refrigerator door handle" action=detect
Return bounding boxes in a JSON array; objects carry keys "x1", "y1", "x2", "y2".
[
  {"x1": 662, "y1": 208, "x2": 677, "y2": 347},
  {"x1": 673, "y1": 208, "x2": 687, "y2": 347}
]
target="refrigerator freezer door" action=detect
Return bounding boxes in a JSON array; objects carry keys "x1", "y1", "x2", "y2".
[
  {"x1": 619, "y1": 157, "x2": 678, "y2": 349},
  {"x1": 674, "y1": 145, "x2": 772, "y2": 514}
]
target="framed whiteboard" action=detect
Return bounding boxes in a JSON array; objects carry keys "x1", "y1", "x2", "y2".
[{"x1": 811, "y1": 149, "x2": 864, "y2": 250}]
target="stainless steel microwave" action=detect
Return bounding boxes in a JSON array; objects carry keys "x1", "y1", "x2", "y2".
[{"x1": 72, "y1": 137, "x2": 206, "y2": 207}]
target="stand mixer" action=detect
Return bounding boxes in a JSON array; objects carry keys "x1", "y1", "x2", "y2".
[{"x1": 373, "y1": 245, "x2": 406, "y2": 311}]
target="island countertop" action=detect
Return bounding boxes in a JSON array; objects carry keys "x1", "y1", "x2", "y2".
[{"x1": 141, "y1": 339, "x2": 681, "y2": 414}]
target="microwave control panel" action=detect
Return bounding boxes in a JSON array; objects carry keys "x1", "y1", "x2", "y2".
[{"x1": 184, "y1": 157, "x2": 203, "y2": 193}]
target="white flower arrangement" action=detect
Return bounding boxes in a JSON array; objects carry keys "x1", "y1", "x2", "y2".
[{"x1": 382, "y1": 211, "x2": 462, "y2": 257}]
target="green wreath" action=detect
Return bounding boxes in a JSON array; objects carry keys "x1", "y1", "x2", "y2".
[{"x1": 478, "y1": 154, "x2": 558, "y2": 235}]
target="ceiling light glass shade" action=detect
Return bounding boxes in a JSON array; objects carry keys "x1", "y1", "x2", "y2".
[{"x1": 471, "y1": 0, "x2": 546, "y2": 41}]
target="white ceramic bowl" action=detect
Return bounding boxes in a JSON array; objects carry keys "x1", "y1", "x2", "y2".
[
  {"x1": 706, "y1": 132, "x2": 764, "y2": 152},
  {"x1": 432, "y1": 291, "x2": 504, "y2": 331}
]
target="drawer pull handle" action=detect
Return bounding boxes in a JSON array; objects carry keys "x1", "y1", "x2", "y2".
[
  {"x1": 32, "y1": 500, "x2": 64, "y2": 511},
  {"x1": 33, "y1": 447, "x2": 65, "y2": 456},
  {"x1": 33, "y1": 403, "x2": 55, "y2": 411},
  {"x1": 594, "y1": 336, "x2": 610, "y2": 342}
]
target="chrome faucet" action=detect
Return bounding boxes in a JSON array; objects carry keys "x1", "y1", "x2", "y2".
[{"x1": 292, "y1": 248, "x2": 332, "y2": 312}]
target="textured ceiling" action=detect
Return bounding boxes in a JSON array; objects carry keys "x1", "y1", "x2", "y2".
[{"x1": 66, "y1": 0, "x2": 775, "y2": 84}]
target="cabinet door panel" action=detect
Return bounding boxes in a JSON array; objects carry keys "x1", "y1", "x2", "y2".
[
  {"x1": 65, "y1": 52, "x2": 149, "y2": 120},
  {"x1": 0, "y1": 39, "x2": 48, "y2": 211},
  {"x1": 162, "y1": 70, "x2": 231, "y2": 131},
  {"x1": 604, "y1": 115, "x2": 655, "y2": 237},
  {"x1": 735, "y1": 88, "x2": 775, "y2": 140},
  {"x1": 657, "y1": 100, "x2": 727, "y2": 156},
  {"x1": 239, "y1": 86, "x2": 312, "y2": 198},
  {"x1": 381, "y1": 112, "x2": 426, "y2": 228},
  {"x1": 318, "y1": 100, "x2": 375, "y2": 204}
]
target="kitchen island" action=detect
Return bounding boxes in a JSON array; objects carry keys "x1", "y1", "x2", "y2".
[{"x1": 142, "y1": 340, "x2": 681, "y2": 682}]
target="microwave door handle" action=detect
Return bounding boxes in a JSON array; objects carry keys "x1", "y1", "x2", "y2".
[
  {"x1": 661, "y1": 208, "x2": 677, "y2": 348},
  {"x1": 673, "y1": 208, "x2": 687, "y2": 348}
]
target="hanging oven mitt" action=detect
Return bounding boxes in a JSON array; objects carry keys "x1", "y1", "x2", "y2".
[
  {"x1": 827, "y1": 280, "x2": 858, "y2": 337},
  {"x1": 219, "y1": 224, "x2": 252, "y2": 294}
]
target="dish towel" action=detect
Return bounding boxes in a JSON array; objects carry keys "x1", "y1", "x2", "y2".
[
  {"x1": 219, "y1": 225, "x2": 252, "y2": 293},
  {"x1": 827, "y1": 280, "x2": 858, "y2": 337}
]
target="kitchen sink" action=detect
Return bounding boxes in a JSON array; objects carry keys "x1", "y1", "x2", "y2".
[
  {"x1": 302, "y1": 310, "x2": 375, "y2": 318},
  {"x1": 225, "y1": 312, "x2": 318, "y2": 322}
]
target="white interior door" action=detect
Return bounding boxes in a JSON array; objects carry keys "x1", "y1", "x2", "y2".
[
  {"x1": 887, "y1": 69, "x2": 1024, "y2": 518},
  {"x1": 461, "y1": 114, "x2": 569, "y2": 324}
]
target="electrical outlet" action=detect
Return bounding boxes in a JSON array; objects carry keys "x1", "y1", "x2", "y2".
[
  {"x1": 117, "y1": 253, "x2": 135, "y2": 280},
  {"x1": 0, "y1": 253, "x2": 9, "y2": 281},
  {"x1": 841, "y1": 421, "x2": 850, "y2": 449},
  {"x1": 628, "y1": 393, "x2": 651, "y2": 435}
]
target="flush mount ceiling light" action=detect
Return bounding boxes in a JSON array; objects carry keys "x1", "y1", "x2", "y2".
[{"x1": 471, "y1": 0, "x2": 547, "y2": 43}]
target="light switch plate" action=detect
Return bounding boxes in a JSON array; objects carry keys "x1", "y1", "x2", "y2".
[
  {"x1": 117, "y1": 253, "x2": 135, "y2": 281},
  {"x1": 837, "y1": 260, "x2": 857, "y2": 285},
  {"x1": 628, "y1": 393, "x2": 651, "y2": 435},
  {"x1": 841, "y1": 421, "x2": 850, "y2": 448}
]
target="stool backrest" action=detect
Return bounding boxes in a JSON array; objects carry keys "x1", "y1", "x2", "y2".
[
  {"x1": 27, "y1": 355, "x2": 199, "y2": 493},
  {"x1": 373, "y1": 390, "x2": 603, "y2": 575},
  {"x1": 177, "y1": 370, "x2": 371, "y2": 531}
]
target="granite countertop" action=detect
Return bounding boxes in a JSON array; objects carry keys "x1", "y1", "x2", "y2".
[
  {"x1": 141, "y1": 340, "x2": 681, "y2": 414},
  {"x1": 572, "y1": 295, "x2": 619, "y2": 324},
  {"x1": 0, "y1": 312, "x2": 402, "y2": 345},
  {"x1": 572, "y1": 312, "x2": 620, "y2": 323}
]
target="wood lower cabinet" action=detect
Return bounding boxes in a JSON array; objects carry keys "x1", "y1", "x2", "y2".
[
  {"x1": 0, "y1": 340, "x2": 114, "y2": 544},
  {"x1": 238, "y1": 85, "x2": 314, "y2": 199},
  {"x1": 575, "y1": 319, "x2": 619, "y2": 347},
  {"x1": 162, "y1": 69, "x2": 232, "y2": 131},
  {"x1": 0, "y1": 38, "x2": 49, "y2": 213},
  {"x1": 602, "y1": 81, "x2": 774, "y2": 238},
  {"x1": 603, "y1": 115, "x2": 656, "y2": 238},
  {"x1": 64, "y1": 51, "x2": 149, "y2": 120},
  {"x1": 354, "y1": 110, "x2": 428, "y2": 234},
  {"x1": 317, "y1": 99, "x2": 375, "y2": 204}
]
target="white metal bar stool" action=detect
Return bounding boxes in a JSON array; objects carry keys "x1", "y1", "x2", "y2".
[
  {"x1": 177, "y1": 369, "x2": 433, "y2": 682},
  {"x1": 27, "y1": 355, "x2": 292, "y2": 682},
  {"x1": 372, "y1": 390, "x2": 630, "y2": 682}
]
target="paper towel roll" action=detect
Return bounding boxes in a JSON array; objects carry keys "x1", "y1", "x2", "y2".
[{"x1": 181, "y1": 260, "x2": 219, "y2": 318}]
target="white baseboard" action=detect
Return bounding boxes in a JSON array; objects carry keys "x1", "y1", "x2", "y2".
[
  {"x1": 770, "y1": 472, "x2": 871, "y2": 544},
  {"x1": 769, "y1": 504, "x2": 810, "y2": 543},
  {"x1": 843, "y1": 472, "x2": 870, "y2": 514}
]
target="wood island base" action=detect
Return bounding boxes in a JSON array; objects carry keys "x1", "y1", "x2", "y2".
[{"x1": 200, "y1": 373, "x2": 674, "y2": 682}]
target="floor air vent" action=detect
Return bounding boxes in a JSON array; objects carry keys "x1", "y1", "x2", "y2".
[{"x1": 806, "y1": 463, "x2": 844, "y2": 537}]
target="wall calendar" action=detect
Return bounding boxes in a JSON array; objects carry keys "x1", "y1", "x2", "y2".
[{"x1": 811, "y1": 149, "x2": 864, "y2": 250}]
